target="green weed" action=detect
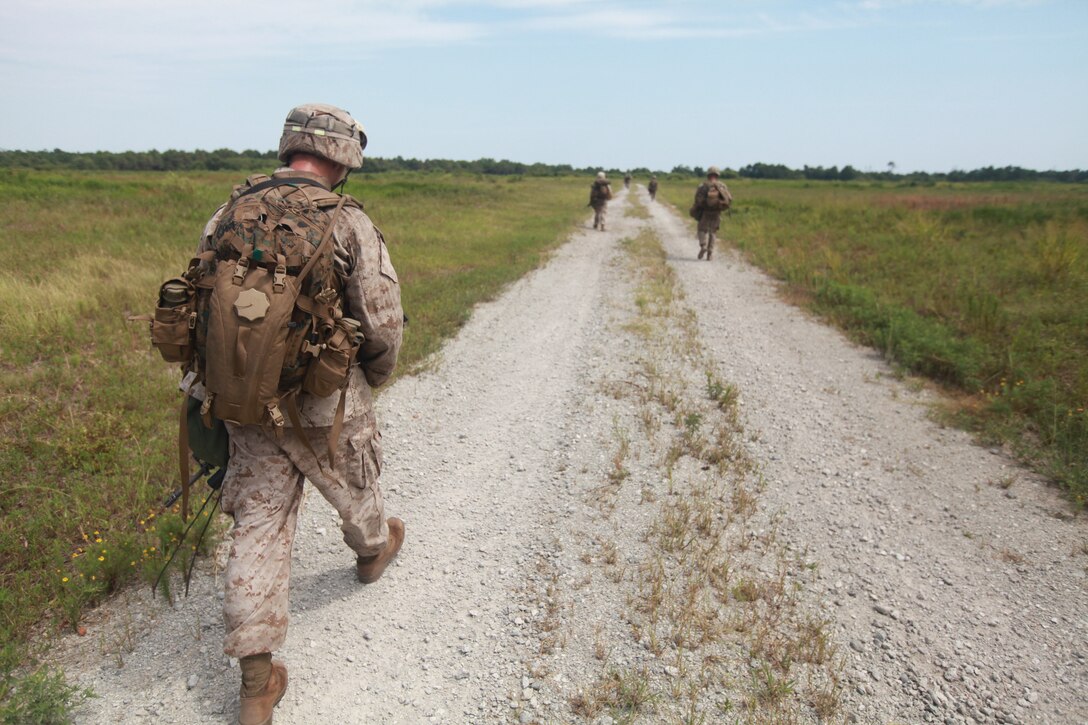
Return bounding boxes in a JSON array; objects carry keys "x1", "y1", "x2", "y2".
[
  {"x1": 570, "y1": 668, "x2": 657, "y2": 723},
  {"x1": 0, "y1": 664, "x2": 93, "y2": 725}
]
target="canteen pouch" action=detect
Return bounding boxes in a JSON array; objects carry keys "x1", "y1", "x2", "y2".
[
  {"x1": 302, "y1": 322, "x2": 360, "y2": 398},
  {"x1": 150, "y1": 278, "x2": 195, "y2": 363}
]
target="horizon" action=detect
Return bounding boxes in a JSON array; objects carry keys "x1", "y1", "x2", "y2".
[{"x1": 2, "y1": 147, "x2": 1084, "y2": 176}]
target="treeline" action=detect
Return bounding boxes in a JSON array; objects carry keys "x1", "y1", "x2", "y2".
[
  {"x1": 0, "y1": 149, "x2": 597, "y2": 176},
  {"x1": 717, "y1": 162, "x2": 1088, "y2": 184},
  {"x1": 1, "y1": 149, "x2": 1085, "y2": 183}
]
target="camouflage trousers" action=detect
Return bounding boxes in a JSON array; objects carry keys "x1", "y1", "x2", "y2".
[
  {"x1": 220, "y1": 415, "x2": 389, "y2": 658},
  {"x1": 697, "y1": 211, "x2": 723, "y2": 255},
  {"x1": 593, "y1": 204, "x2": 608, "y2": 230}
]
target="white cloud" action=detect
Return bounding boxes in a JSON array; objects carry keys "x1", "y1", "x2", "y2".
[
  {"x1": 0, "y1": 0, "x2": 1057, "y2": 72},
  {"x1": 0, "y1": 0, "x2": 486, "y2": 69},
  {"x1": 501, "y1": 3, "x2": 862, "y2": 40},
  {"x1": 852, "y1": 0, "x2": 1045, "y2": 9}
]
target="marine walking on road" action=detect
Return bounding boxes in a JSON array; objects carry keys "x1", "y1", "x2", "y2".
[
  {"x1": 647, "y1": 175, "x2": 659, "y2": 201},
  {"x1": 689, "y1": 165, "x2": 732, "y2": 260},
  {"x1": 143, "y1": 103, "x2": 406, "y2": 725},
  {"x1": 589, "y1": 171, "x2": 613, "y2": 231}
]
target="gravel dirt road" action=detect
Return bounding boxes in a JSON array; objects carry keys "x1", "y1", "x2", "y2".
[{"x1": 56, "y1": 187, "x2": 1087, "y2": 724}]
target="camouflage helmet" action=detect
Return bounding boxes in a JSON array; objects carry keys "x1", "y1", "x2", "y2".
[
  {"x1": 596, "y1": 171, "x2": 607, "y2": 180},
  {"x1": 278, "y1": 104, "x2": 367, "y2": 170},
  {"x1": 707, "y1": 165, "x2": 721, "y2": 177}
]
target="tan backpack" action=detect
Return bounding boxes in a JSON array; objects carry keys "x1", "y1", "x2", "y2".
[
  {"x1": 591, "y1": 180, "x2": 612, "y2": 204},
  {"x1": 704, "y1": 181, "x2": 732, "y2": 211},
  {"x1": 196, "y1": 176, "x2": 361, "y2": 425},
  {"x1": 141, "y1": 175, "x2": 363, "y2": 507}
]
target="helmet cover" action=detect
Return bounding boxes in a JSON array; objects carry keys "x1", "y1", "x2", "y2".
[{"x1": 278, "y1": 104, "x2": 367, "y2": 169}]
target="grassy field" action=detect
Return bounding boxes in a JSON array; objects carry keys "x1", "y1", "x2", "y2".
[
  {"x1": 656, "y1": 176, "x2": 1088, "y2": 505},
  {"x1": 0, "y1": 169, "x2": 588, "y2": 715}
]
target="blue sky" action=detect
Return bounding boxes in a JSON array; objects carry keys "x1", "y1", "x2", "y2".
[{"x1": 1, "y1": 0, "x2": 1085, "y2": 173}]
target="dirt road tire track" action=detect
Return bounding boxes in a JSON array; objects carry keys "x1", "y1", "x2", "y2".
[{"x1": 56, "y1": 187, "x2": 1087, "y2": 724}]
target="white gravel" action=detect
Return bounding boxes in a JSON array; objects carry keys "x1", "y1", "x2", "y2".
[{"x1": 54, "y1": 187, "x2": 1087, "y2": 724}]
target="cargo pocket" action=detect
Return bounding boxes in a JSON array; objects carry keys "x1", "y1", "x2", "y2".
[
  {"x1": 375, "y1": 227, "x2": 399, "y2": 284},
  {"x1": 369, "y1": 430, "x2": 384, "y2": 478},
  {"x1": 348, "y1": 430, "x2": 383, "y2": 490}
]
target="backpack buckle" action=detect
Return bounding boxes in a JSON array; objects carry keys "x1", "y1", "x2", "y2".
[
  {"x1": 232, "y1": 257, "x2": 249, "y2": 286},
  {"x1": 267, "y1": 404, "x2": 285, "y2": 429},
  {"x1": 199, "y1": 393, "x2": 215, "y2": 428},
  {"x1": 273, "y1": 263, "x2": 287, "y2": 293}
]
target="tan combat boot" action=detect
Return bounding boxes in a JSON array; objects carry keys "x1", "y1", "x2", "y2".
[
  {"x1": 238, "y1": 654, "x2": 288, "y2": 725},
  {"x1": 356, "y1": 517, "x2": 405, "y2": 584},
  {"x1": 697, "y1": 248, "x2": 706, "y2": 260}
]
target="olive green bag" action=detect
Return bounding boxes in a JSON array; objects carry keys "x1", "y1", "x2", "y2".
[{"x1": 186, "y1": 395, "x2": 228, "y2": 469}]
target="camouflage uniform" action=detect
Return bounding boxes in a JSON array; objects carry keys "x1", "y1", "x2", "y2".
[
  {"x1": 623, "y1": 173, "x2": 631, "y2": 189},
  {"x1": 691, "y1": 176, "x2": 732, "y2": 259},
  {"x1": 199, "y1": 168, "x2": 403, "y2": 659},
  {"x1": 589, "y1": 179, "x2": 612, "y2": 231},
  {"x1": 647, "y1": 177, "x2": 659, "y2": 201}
]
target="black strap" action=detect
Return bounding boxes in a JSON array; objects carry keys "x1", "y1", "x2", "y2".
[{"x1": 237, "y1": 176, "x2": 330, "y2": 199}]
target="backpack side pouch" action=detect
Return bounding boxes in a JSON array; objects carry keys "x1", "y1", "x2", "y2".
[
  {"x1": 302, "y1": 322, "x2": 361, "y2": 399},
  {"x1": 149, "y1": 278, "x2": 195, "y2": 363}
]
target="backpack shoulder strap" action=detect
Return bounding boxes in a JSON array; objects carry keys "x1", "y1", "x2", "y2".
[{"x1": 298, "y1": 194, "x2": 349, "y2": 282}]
